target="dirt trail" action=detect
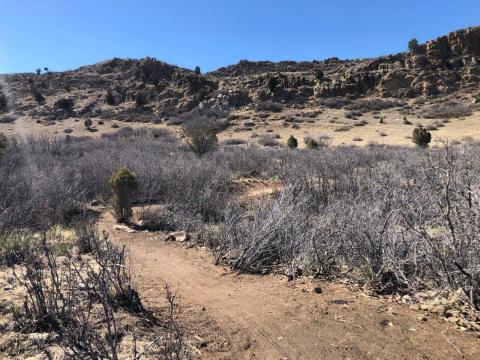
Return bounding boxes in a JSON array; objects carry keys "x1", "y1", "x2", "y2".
[{"x1": 98, "y1": 211, "x2": 480, "y2": 359}]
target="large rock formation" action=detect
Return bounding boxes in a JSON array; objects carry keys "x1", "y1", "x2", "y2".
[{"x1": 3, "y1": 26, "x2": 480, "y2": 121}]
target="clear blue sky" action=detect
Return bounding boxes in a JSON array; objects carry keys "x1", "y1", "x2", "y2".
[{"x1": 1, "y1": 0, "x2": 479, "y2": 74}]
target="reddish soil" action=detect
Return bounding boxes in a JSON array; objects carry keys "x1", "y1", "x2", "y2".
[{"x1": 98, "y1": 211, "x2": 480, "y2": 359}]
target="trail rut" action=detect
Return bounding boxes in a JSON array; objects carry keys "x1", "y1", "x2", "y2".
[{"x1": 98, "y1": 211, "x2": 480, "y2": 359}]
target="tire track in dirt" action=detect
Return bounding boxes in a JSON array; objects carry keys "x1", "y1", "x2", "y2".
[{"x1": 98, "y1": 211, "x2": 480, "y2": 359}]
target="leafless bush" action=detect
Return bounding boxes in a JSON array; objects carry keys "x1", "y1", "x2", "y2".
[
  {"x1": 222, "y1": 138, "x2": 247, "y2": 146},
  {"x1": 137, "y1": 206, "x2": 176, "y2": 232},
  {"x1": 420, "y1": 101, "x2": 472, "y2": 119},
  {"x1": 317, "y1": 97, "x2": 350, "y2": 109},
  {"x1": 353, "y1": 119, "x2": 368, "y2": 126},
  {"x1": 344, "y1": 111, "x2": 359, "y2": 120},
  {"x1": 256, "y1": 100, "x2": 283, "y2": 112},
  {"x1": 334, "y1": 125, "x2": 351, "y2": 132},
  {"x1": 344, "y1": 98, "x2": 404, "y2": 112},
  {"x1": 12, "y1": 230, "x2": 187, "y2": 359},
  {"x1": 14, "y1": 235, "x2": 120, "y2": 358},
  {"x1": 214, "y1": 144, "x2": 480, "y2": 309},
  {"x1": 0, "y1": 114, "x2": 17, "y2": 123},
  {"x1": 3, "y1": 128, "x2": 480, "y2": 310},
  {"x1": 258, "y1": 134, "x2": 281, "y2": 147},
  {"x1": 217, "y1": 187, "x2": 312, "y2": 275}
]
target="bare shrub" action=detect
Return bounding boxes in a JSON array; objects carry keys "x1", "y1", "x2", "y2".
[
  {"x1": 256, "y1": 100, "x2": 283, "y2": 112},
  {"x1": 317, "y1": 97, "x2": 350, "y2": 109},
  {"x1": 217, "y1": 187, "x2": 312, "y2": 275},
  {"x1": 420, "y1": 101, "x2": 472, "y2": 119},
  {"x1": 345, "y1": 110, "x2": 361, "y2": 119},
  {"x1": 0, "y1": 114, "x2": 17, "y2": 123},
  {"x1": 334, "y1": 125, "x2": 351, "y2": 132},
  {"x1": 222, "y1": 138, "x2": 246, "y2": 146},
  {"x1": 258, "y1": 134, "x2": 280, "y2": 147},
  {"x1": 3, "y1": 128, "x2": 480, "y2": 310},
  {"x1": 12, "y1": 231, "x2": 187, "y2": 359},
  {"x1": 345, "y1": 98, "x2": 402, "y2": 112},
  {"x1": 353, "y1": 119, "x2": 368, "y2": 127}
]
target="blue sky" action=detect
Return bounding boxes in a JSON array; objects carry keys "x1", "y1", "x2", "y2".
[{"x1": 0, "y1": 0, "x2": 479, "y2": 74}]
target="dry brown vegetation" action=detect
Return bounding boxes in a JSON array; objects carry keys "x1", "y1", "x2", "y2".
[
  {"x1": 2, "y1": 24, "x2": 480, "y2": 359},
  {"x1": 1, "y1": 123, "x2": 480, "y2": 358}
]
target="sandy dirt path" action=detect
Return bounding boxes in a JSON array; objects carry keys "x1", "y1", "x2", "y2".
[{"x1": 98, "y1": 211, "x2": 480, "y2": 359}]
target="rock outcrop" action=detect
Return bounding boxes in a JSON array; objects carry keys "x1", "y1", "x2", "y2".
[{"x1": 3, "y1": 26, "x2": 480, "y2": 121}]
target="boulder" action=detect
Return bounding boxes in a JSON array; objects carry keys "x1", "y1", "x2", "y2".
[{"x1": 164, "y1": 231, "x2": 191, "y2": 242}]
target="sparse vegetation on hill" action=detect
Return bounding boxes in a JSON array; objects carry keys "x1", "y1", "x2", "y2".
[
  {"x1": 2, "y1": 23, "x2": 480, "y2": 359},
  {"x1": 2, "y1": 26, "x2": 480, "y2": 126}
]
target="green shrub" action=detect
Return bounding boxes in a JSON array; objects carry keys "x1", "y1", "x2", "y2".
[
  {"x1": 287, "y1": 135, "x2": 298, "y2": 149},
  {"x1": 84, "y1": 119, "x2": 92, "y2": 128},
  {"x1": 0, "y1": 232, "x2": 34, "y2": 266},
  {"x1": 135, "y1": 92, "x2": 147, "y2": 107},
  {"x1": 307, "y1": 139, "x2": 318, "y2": 149},
  {"x1": 106, "y1": 90, "x2": 116, "y2": 105},
  {"x1": 185, "y1": 127, "x2": 218, "y2": 157},
  {"x1": 108, "y1": 168, "x2": 138, "y2": 224},
  {"x1": 33, "y1": 90, "x2": 45, "y2": 104},
  {"x1": 412, "y1": 126, "x2": 431, "y2": 147},
  {"x1": 0, "y1": 132, "x2": 7, "y2": 157},
  {"x1": 54, "y1": 98, "x2": 74, "y2": 111},
  {"x1": 0, "y1": 93, "x2": 7, "y2": 112},
  {"x1": 315, "y1": 69, "x2": 324, "y2": 81},
  {"x1": 408, "y1": 38, "x2": 419, "y2": 51},
  {"x1": 195, "y1": 66, "x2": 201, "y2": 76},
  {"x1": 267, "y1": 76, "x2": 278, "y2": 93}
]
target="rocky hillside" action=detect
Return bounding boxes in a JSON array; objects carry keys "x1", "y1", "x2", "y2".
[{"x1": 1, "y1": 26, "x2": 480, "y2": 123}]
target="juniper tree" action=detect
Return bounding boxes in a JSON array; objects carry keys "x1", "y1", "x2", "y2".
[
  {"x1": 287, "y1": 135, "x2": 298, "y2": 149},
  {"x1": 412, "y1": 126, "x2": 431, "y2": 147},
  {"x1": 108, "y1": 167, "x2": 138, "y2": 224}
]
